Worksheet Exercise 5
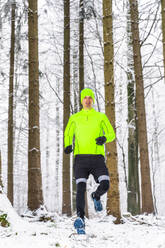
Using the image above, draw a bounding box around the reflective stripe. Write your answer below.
[98,175,110,183]
[76,178,87,184]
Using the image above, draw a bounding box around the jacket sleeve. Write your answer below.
[64,115,76,148]
[101,114,116,143]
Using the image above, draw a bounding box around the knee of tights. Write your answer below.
[77,182,86,193]
[100,180,110,192]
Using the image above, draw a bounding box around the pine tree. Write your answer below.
[103,0,121,222]
[28,0,43,211]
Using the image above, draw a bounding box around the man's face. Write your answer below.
[82,96,93,109]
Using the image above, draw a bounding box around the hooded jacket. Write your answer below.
[64,108,115,157]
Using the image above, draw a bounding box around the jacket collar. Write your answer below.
[81,108,95,114]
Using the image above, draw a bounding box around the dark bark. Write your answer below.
[62,0,71,216]
[103,0,121,222]
[129,0,154,213]
[161,0,165,79]
[79,0,84,107]
[28,0,43,211]
[7,2,16,205]
[0,151,3,189]
[127,4,140,215]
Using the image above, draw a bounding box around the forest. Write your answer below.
[0,0,165,236]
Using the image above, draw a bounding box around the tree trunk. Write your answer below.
[79,0,89,218]
[55,82,60,212]
[72,165,76,212]
[7,2,16,205]
[129,0,154,213]
[103,0,121,222]
[45,112,50,209]
[28,0,43,211]
[79,0,84,107]
[73,30,79,113]
[62,0,71,216]
[0,151,3,189]
[127,4,140,215]
[161,0,165,80]
[72,30,78,213]
[0,0,2,40]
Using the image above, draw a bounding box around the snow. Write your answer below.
[29,148,39,152]
[1,193,165,248]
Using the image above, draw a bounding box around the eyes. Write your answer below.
[84,96,93,101]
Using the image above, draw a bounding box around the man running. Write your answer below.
[64,88,115,234]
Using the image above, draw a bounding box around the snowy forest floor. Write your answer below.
[1,193,165,248]
[1,212,165,248]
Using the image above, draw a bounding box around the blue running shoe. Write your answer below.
[74,217,85,234]
[91,193,103,212]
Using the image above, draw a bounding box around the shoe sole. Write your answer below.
[91,196,103,212]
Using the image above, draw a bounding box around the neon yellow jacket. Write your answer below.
[64,108,115,157]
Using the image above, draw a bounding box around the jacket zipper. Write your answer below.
[86,113,88,121]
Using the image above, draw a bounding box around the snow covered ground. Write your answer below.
[1,193,165,248]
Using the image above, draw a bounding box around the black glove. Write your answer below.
[64,145,73,154]
[96,136,107,145]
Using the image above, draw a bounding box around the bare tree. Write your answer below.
[161,0,165,80]
[7,1,16,205]
[0,151,3,189]
[62,0,71,216]
[72,26,79,213]
[127,2,140,215]
[55,82,60,212]
[28,0,43,211]
[103,0,121,222]
[79,0,84,105]
[129,0,154,213]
